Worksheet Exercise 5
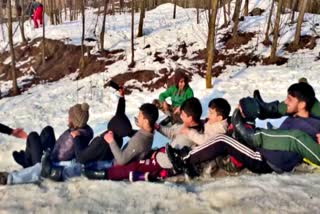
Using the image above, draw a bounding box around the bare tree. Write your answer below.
[264,0,275,43]
[196,0,200,24]
[42,0,46,64]
[290,0,297,23]
[222,0,228,27]
[137,0,146,37]
[243,0,249,16]
[293,0,307,47]
[80,0,85,70]
[100,0,109,51]
[270,0,283,61]
[8,0,20,95]
[173,0,177,19]
[129,0,135,67]
[206,0,219,89]
[232,0,242,39]
[19,0,27,44]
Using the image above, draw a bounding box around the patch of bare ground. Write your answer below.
[284,35,318,52]
[220,32,256,49]
[108,68,192,94]
[262,56,288,66]
[0,38,124,97]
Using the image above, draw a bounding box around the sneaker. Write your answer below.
[0,172,8,185]
[40,150,52,178]
[129,171,150,182]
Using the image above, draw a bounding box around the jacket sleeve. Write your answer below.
[109,134,147,166]
[185,87,194,99]
[159,86,174,102]
[0,123,13,135]
[158,125,177,140]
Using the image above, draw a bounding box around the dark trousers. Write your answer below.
[185,135,273,174]
[78,97,133,163]
[24,126,56,167]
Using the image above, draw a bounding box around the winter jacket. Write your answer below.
[159,86,193,107]
[186,119,228,146]
[0,123,13,135]
[158,123,204,149]
[28,1,43,16]
[51,125,94,162]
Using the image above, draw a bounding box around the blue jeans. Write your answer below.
[7,161,113,185]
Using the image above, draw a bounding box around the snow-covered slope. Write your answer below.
[0,0,320,212]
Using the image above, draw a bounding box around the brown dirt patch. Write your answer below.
[262,56,288,66]
[109,68,192,94]
[284,35,318,53]
[0,38,125,96]
[220,32,256,49]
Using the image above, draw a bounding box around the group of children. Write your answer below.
[1,73,320,185]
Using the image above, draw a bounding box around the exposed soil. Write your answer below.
[220,32,256,49]
[284,35,318,53]
[262,56,288,66]
[0,38,125,95]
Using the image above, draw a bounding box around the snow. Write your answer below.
[1,0,320,212]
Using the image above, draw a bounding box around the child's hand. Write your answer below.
[11,128,27,139]
[104,131,114,144]
[317,133,320,144]
[70,130,80,138]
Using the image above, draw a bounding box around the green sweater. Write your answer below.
[159,86,194,107]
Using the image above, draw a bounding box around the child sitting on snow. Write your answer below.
[179,98,230,147]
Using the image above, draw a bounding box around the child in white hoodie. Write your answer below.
[179,98,231,146]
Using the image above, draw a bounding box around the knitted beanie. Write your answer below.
[239,97,260,121]
[69,103,90,128]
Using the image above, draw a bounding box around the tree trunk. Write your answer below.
[290,0,297,23]
[293,0,307,47]
[222,0,228,26]
[42,0,46,64]
[244,0,249,16]
[270,0,283,61]
[196,1,199,24]
[100,0,108,51]
[205,0,219,89]
[0,0,5,43]
[173,0,177,19]
[8,0,19,95]
[69,0,73,21]
[130,0,135,67]
[80,0,85,70]
[49,0,54,24]
[19,0,27,44]
[264,0,275,42]
[232,0,242,39]
[137,0,146,37]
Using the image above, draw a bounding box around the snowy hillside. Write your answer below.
[0,0,320,212]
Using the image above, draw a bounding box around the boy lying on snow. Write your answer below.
[83,97,231,181]
[0,87,159,185]
[167,81,320,177]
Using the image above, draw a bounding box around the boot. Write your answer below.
[253,90,282,119]
[0,172,8,185]
[82,168,106,180]
[12,150,28,168]
[166,145,185,173]
[231,109,255,146]
[40,150,63,182]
